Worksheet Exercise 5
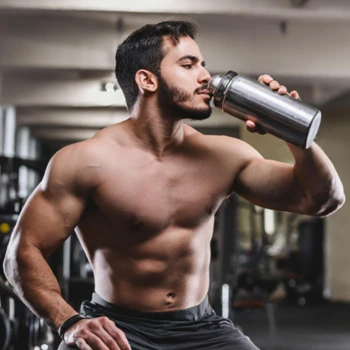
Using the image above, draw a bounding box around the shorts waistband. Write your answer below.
[90,293,213,321]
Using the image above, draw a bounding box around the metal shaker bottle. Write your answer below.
[207,71,321,149]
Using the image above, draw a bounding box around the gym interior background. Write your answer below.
[0,1,350,349]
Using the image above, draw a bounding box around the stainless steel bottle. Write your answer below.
[207,71,321,149]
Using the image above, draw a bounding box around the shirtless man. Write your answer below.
[3,21,345,350]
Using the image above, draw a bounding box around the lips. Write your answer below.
[198,90,212,99]
[198,89,211,95]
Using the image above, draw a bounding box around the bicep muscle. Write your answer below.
[233,157,306,213]
[10,148,89,257]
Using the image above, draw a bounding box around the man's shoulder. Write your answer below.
[46,136,116,190]
[54,137,114,168]
[187,130,254,155]
[186,131,264,175]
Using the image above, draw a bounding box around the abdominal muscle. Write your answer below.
[76,222,213,312]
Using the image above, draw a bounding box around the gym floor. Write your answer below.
[234,302,350,350]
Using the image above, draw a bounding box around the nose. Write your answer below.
[198,66,211,85]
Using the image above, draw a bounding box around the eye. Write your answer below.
[183,64,193,69]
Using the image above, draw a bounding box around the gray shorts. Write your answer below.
[58,293,260,350]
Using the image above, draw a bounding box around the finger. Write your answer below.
[83,333,110,350]
[290,90,301,99]
[91,328,122,350]
[246,125,266,135]
[96,329,123,350]
[246,124,257,134]
[246,120,256,130]
[246,120,255,129]
[85,319,122,350]
[278,85,288,95]
[269,80,280,90]
[247,120,266,134]
[114,328,131,350]
[75,337,93,350]
[102,319,131,350]
[246,121,266,135]
[92,317,130,350]
[258,74,273,84]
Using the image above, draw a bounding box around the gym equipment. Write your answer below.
[208,71,321,148]
[281,218,325,304]
[0,307,11,350]
[0,156,45,214]
[29,313,55,350]
[230,202,280,349]
[0,277,55,350]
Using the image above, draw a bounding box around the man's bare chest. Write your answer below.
[92,156,229,231]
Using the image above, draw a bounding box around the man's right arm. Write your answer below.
[3,142,131,350]
[3,145,88,329]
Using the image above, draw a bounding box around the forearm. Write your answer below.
[4,245,78,330]
[288,142,345,215]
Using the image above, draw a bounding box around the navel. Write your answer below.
[167,292,177,299]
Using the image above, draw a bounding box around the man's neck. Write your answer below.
[127,101,185,159]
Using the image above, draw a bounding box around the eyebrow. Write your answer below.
[177,55,206,67]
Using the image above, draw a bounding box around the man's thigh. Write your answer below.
[159,317,260,350]
[215,321,260,350]
[199,327,260,350]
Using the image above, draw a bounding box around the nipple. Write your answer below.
[130,213,143,229]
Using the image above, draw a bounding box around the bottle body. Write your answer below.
[208,71,321,149]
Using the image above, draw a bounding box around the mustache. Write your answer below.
[194,84,209,94]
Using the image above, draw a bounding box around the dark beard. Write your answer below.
[157,75,212,121]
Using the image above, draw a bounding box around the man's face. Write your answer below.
[157,36,212,121]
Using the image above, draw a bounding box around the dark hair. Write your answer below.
[115,20,197,111]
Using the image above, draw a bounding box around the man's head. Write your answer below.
[115,20,212,120]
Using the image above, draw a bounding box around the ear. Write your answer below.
[135,69,158,94]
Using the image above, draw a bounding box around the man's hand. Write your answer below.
[245,74,301,134]
[64,317,131,350]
